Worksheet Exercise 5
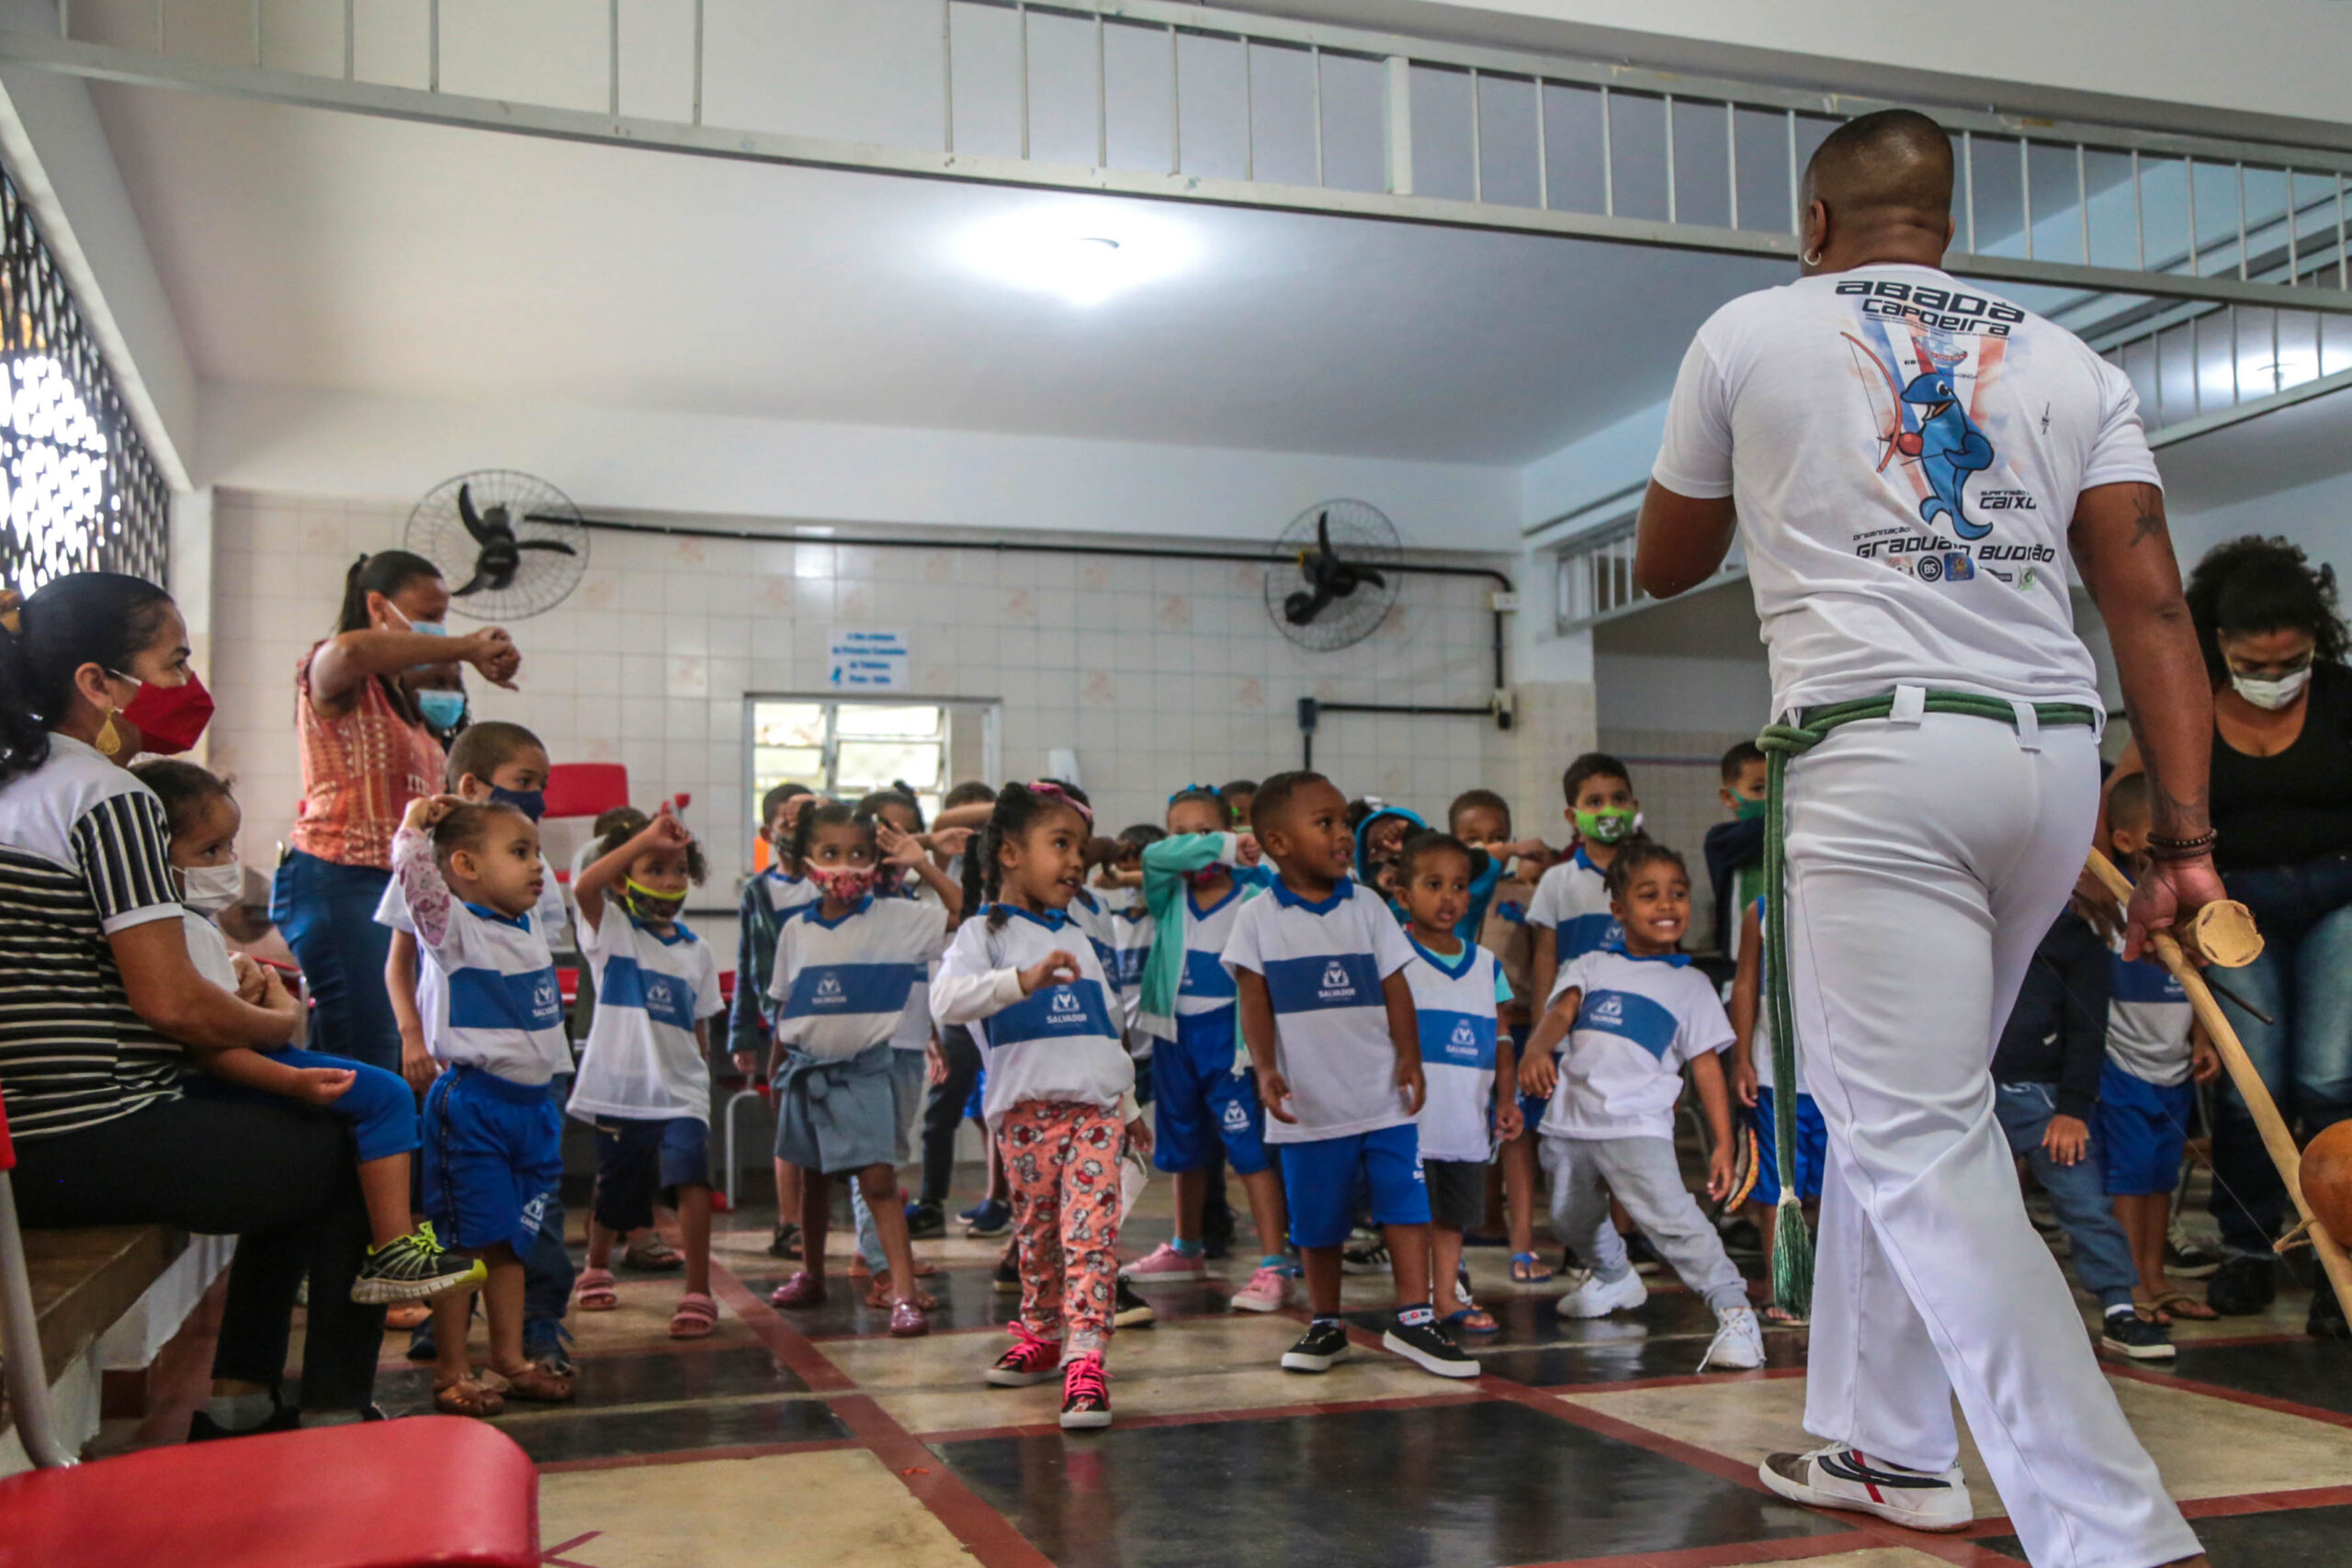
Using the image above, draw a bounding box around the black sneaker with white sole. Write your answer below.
[1114,1277,1156,1328]
[992,1252,1021,1295]
[1340,1229,1390,1276]
[1383,1310,1479,1380]
[1280,1319,1352,1372]
[2099,1309,2176,1360]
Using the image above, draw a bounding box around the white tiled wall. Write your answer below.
[206,489,1530,899]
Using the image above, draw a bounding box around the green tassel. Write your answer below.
[1771,1193,1814,1318]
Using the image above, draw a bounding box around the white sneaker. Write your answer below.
[1698,1303,1765,1371]
[1758,1444,1973,1533]
[1554,1269,1647,1319]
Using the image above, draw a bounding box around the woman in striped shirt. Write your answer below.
[0,571,389,1433]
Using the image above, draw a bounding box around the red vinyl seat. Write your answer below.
[541,761,629,820]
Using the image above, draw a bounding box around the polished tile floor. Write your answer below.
[137,1170,2352,1568]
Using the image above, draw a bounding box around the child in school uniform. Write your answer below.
[1123,786,1292,1311]
[1093,823,1162,1071]
[1448,788,1544,1254]
[2103,774,2222,1325]
[133,760,482,1306]
[566,806,729,1338]
[763,799,957,1335]
[1222,770,1477,1382]
[1520,840,1764,1372]
[933,782,1148,1428]
[391,791,577,1415]
[1396,829,1518,1337]
[732,781,820,1260]
[1702,741,1770,958]
[1727,895,1826,1316]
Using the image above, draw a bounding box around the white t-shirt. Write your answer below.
[2106,935,2192,1087]
[375,871,567,951]
[1541,949,1734,1141]
[1525,848,1623,967]
[409,903,570,1085]
[181,908,242,994]
[770,896,950,1063]
[1094,894,1156,1049]
[1404,934,1514,1164]
[1174,882,1249,1019]
[1652,264,2159,715]
[1220,876,1417,1145]
[568,908,726,1122]
[933,904,1135,1117]
[880,892,941,1054]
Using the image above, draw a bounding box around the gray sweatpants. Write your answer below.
[1541,1132,1747,1312]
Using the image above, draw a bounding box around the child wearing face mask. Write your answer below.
[733,783,820,1260]
[134,760,484,1307]
[567,806,729,1338]
[933,782,1148,1428]
[764,800,955,1336]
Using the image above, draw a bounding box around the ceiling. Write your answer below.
[85,81,1788,467]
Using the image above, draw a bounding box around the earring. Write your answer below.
[94,706,123,756]
[1801,246,1824,267]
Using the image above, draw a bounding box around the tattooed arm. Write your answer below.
[2069,480,2225,956]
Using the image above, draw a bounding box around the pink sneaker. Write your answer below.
[1229,1263,1291,1314]
[1119,1243,1206,1280]
[986,1324,1063,1387]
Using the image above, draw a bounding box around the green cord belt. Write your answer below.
[1755,690,2101,1314]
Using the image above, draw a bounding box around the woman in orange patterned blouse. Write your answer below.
[268,550,522,1072]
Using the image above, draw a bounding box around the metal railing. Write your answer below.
[1552,514,1744,633]
[20,0,2352,313]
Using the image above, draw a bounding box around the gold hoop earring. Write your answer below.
[94,706,123,756]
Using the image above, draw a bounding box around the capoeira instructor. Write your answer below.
[1635,109,2214,1567]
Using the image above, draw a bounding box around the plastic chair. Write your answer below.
[0,1093,540,1568]
[542,762,629,822]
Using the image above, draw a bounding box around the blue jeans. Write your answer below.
[2210,853,2352,1258]
[271,850,401,1074]
[1993,1082,2137,1312]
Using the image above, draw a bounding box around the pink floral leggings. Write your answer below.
[997,1100,1125,1357]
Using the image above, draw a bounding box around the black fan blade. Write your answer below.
[1315,511,1333,558]
[514,539,577,555]
[451,568,490,596]
[1284,585,1337,626]
[1352,565,1387,591]
[455,483,499,547]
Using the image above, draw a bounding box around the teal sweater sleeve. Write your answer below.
[1137,832,1241,1030]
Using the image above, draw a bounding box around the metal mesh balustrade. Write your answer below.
[0,164,169,593]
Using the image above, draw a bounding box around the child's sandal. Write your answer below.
[574,1268,619,1312]
[433,1376,505,1417]
[669,1292,720,1339]
[496,1362,577,1404]
[1510,1252,1554,1286]
[1442,1306,1501,1335]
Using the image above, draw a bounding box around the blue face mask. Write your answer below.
[408,618,447,637]
[415,690,467,731]
[491,784,547,822]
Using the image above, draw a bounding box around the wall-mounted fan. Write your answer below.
[1264,499,1402,652]
[403,469,588,621]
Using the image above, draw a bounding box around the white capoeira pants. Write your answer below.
[1784,700,2199,1568]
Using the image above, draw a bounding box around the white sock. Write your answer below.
[203,1390,275,1429]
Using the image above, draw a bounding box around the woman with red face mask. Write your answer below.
[0,570,391,1432]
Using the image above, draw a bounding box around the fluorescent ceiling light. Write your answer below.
[957,208,1197,306]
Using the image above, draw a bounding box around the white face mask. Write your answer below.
[2230,666,2312,711]
[179,860,244,913]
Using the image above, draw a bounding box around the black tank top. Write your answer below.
[2211,660,2352,872]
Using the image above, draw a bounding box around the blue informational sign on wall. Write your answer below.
[827,627,910,690]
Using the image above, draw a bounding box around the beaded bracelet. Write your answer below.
[2146,829,2219,862]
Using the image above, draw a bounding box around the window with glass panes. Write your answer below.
[747,696,951,836]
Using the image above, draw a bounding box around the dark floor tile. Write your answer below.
[1978,1502,2352,1565]
[496,1394,850,1463]
[2165,1338,2352,1416]
[1347,1281,1733,1347]
[1482,1325,1810,1388]
[373,1344,810,1415]
[935,1397,1824,1568]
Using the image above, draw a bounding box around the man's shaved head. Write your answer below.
[1799,108,1955,271]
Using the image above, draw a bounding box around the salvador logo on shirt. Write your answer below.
[601,956,700,1032]
[989,979,1117,1046]
[1418,1010,1497,1070]
[1576,988,1679,1061]
[1263,952,1383,1014]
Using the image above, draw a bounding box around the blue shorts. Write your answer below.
[1278,1122,1430,1248]
[187,1046,418,1163]
[590,1114,711,1234]
[2098,1062,2193,1197]
[1151,1010,1269,1177]
[422,1066,565,1254]
[1749,1085,1825,1207]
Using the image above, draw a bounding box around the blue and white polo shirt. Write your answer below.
[1219,875,1417,1145]
[567,907,726,1122]
[2105,933,2193,1087]
[1404,934,1513,1163]
[933,904,1135,1117]
[1526,847,1624,964]
[1175,882,1250,1020]
[1540,948,1733,1141]
[414,900,571,1087]
[770,896,950,1063]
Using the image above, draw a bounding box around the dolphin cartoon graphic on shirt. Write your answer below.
[1893,351,1996,540]
[1843,333,1999,543]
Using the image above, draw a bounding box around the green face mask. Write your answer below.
[1573,807,1637,845]
[1734,795,1769,823]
